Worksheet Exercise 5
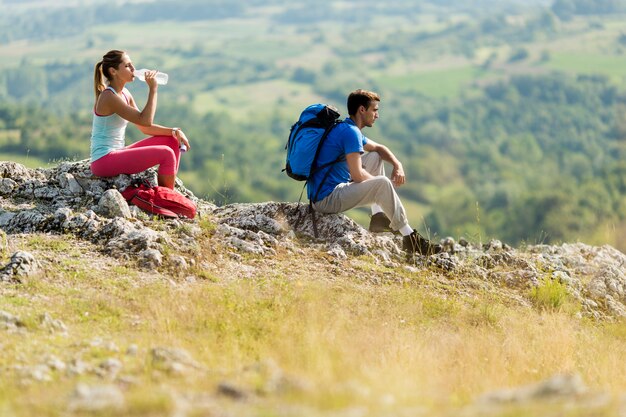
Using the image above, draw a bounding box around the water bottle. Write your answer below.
[134,68,168,85]
[179,143,187,153]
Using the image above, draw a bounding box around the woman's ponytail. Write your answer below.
[94,61,105,101]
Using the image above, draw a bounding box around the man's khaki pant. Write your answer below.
[312,152,409,231]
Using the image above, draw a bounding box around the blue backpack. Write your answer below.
[284,104,344,237]
[284,104,342,182]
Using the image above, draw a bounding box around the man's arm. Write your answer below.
[346,152,374,183]
[363,139,405,186]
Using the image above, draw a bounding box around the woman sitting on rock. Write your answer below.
[90,49,190,189]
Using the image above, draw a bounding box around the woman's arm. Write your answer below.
[134,122,192,150]
[134,123,173,136]
[97,83,157,127]
[125,74,190,148]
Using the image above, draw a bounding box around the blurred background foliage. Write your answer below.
[2,0,626,248]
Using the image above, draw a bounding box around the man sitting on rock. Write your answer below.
[308,89,442,256]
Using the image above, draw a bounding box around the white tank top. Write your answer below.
[90,86,131,162]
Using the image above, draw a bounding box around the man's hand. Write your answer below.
[391,164,405,187]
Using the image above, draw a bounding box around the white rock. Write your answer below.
[68,384,125,412]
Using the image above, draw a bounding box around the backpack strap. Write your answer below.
[309,120,342,175]
[311,155,343,204]
[307,120,346,239]
[291,181,309,232]
[309,200,319,239]
[308,120,344,202]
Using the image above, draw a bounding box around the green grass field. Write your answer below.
[544,52,626,79]
[191,80,325,117]
[375,66,485,98]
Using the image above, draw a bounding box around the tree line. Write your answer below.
[1,72,625,247]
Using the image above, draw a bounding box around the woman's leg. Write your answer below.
[91,136,180,188]
[126,136,181,172]
[128,136,180,188]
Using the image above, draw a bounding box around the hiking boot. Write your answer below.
[402,230,443,256]
[368,212,392,233]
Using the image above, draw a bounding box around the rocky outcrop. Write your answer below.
[0,159,209,268]
[0,250,38,283]
[212,201,402,259]
[2,160,626,320]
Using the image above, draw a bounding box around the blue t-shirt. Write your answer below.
[307,117,368,202]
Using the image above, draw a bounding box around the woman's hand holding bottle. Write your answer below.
[173,128,191,152]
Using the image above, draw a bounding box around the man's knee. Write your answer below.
[368,176,400,206]
[368,151,382,162]
[370,175,393,189]
[362,151,383,170]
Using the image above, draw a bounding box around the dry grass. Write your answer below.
[0,233,625,416]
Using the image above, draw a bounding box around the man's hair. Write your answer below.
[347,89,380,116]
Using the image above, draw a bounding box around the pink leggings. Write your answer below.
[91,136,180,177]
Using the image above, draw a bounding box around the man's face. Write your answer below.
[362,101,379,127]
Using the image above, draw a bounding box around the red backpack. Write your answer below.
[121,182,197,219]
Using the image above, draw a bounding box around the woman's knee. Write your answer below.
[90,160,112,177]
[157,146,177,174]
[145,135,179,150]
[164,136,179,148]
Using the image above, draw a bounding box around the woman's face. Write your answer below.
[112,53,135,83]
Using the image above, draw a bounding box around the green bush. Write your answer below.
[529,279,571,311]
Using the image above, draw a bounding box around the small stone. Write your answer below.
[67,359,91,376]
[0,251,39,282]
[0,178,17,195]
[229,236,265,255]
[217,381,248,400]
[150,347,202,375]
[59,173,84,195]
[0,212,15,229]
[478,373,588,404]
[97,358,123,379]
[169,255,188,270]
[68,384,125,412]
[126,344,139,356]
[27,365,52,382]
[46,356,67,372]
[327,244,347,259]
[90,338,119,352]
[96,189,132,219]
[440,236,456,253]
[0,311,23,330]
[67,175,84,195]
[139,249,163,269]
[372,249,391,263]
[483,239,504,251]
[54,207,73,224]
[40,312,68,334]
